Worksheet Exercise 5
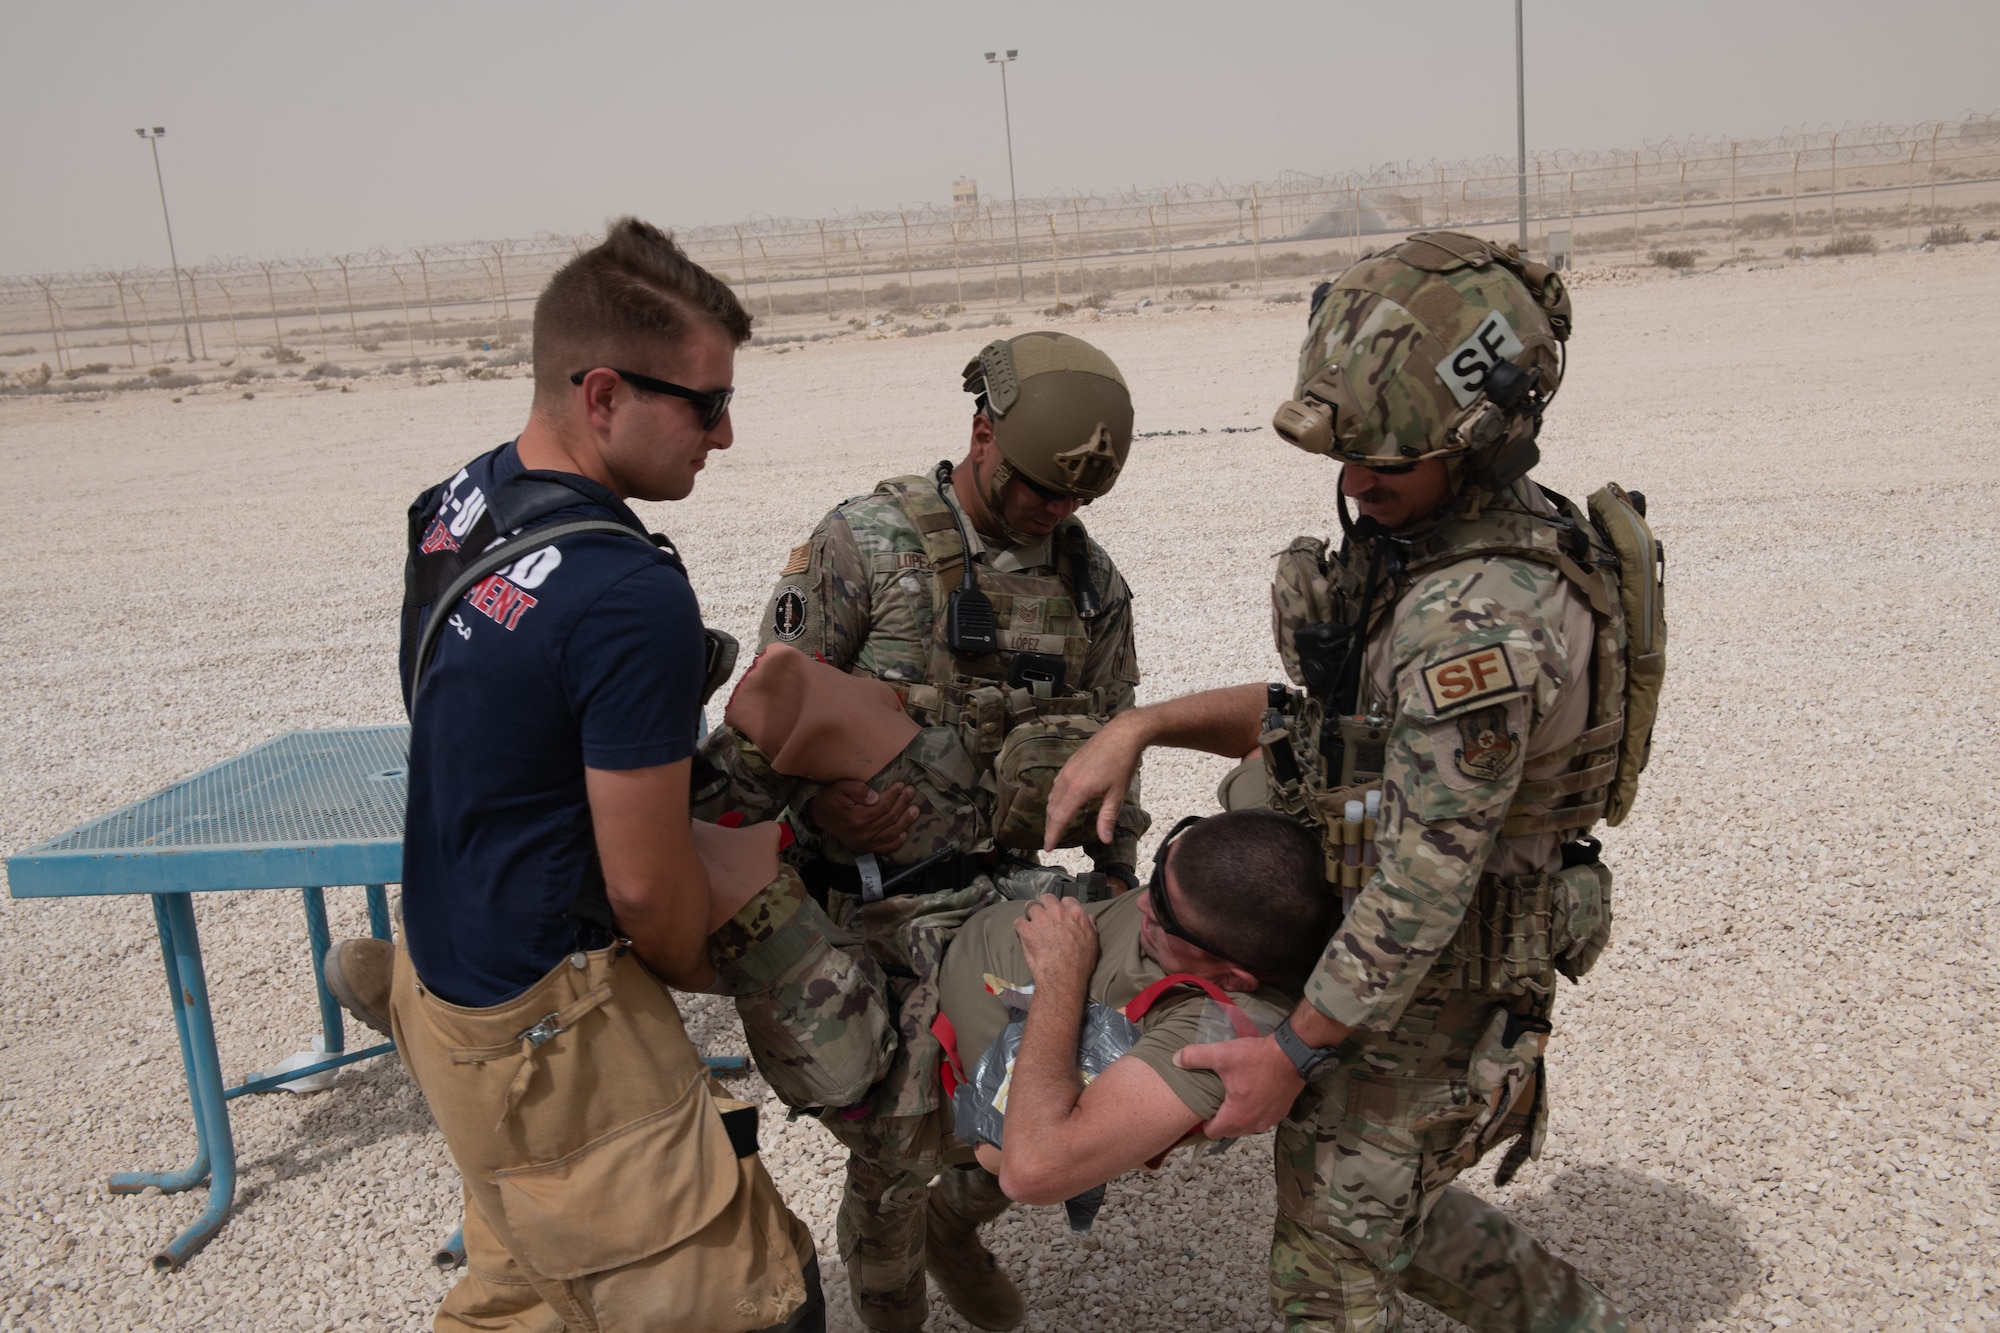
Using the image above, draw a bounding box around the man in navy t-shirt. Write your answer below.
[330,219,822,1333]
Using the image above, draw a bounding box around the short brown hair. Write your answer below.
[1172,809,1334,984]
[532,217,751,403]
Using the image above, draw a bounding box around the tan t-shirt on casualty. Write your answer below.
[935,893,1294,1123]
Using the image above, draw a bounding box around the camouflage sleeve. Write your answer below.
[756,508,872,669]
[690,726,799,826]
[1080,546,1144,869]
[1270,537,1334,686]
[1303,557,1569,1032]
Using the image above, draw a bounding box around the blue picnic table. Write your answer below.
[7,723,750,1270]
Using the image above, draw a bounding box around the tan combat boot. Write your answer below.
[923,1167,1023,1331]
[323,938,394,1036]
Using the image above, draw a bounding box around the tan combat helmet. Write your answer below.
[1272,231,1573,491]
[963,332,1134,501]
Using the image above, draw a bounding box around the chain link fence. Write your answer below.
[6,112,1997,381]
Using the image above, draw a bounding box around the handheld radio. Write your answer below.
[935,461,998,655]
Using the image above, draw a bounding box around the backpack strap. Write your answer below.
[931,1009,968,1098]
[409,519,660,713]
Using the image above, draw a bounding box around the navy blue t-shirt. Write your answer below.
[401,441,705,1007]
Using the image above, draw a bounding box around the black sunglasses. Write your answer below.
[1014,470,1076,504]
[1338,455,1420,475]
[571,368,734,431]
[1147,816,1232,959]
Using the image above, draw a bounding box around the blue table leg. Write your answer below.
[110,894,213,1197]
[302,887,345,1056]
[150,893,239,1271]
[433,1226,466,1271]
[365,884,392,941]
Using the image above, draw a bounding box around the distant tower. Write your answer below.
[952,178,979,213]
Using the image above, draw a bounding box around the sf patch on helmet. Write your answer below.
[772,586,808,642]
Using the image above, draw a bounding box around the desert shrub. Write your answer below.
[1043,302,1075,317]
[264,344,305,364]
[1984,229,2000,242]
[900,321,951,336]
[488,347,529,368]
[303,361,352,381]
[434,355,469,370]
[314,380,336,391]
[63,363,112,379]
[1264,291,1304,305]
[120,373,200,391]
[1649,249,1703,268]
[359,341,383,352]
[384,359,420,374]
[1926,224,1971,247]
[1820,233,1877,256]
[229,367,261,384]
[991,313,1012,327]
[0,346,35,357]
[1081,291,1113,308]
[1172,287,1225,301]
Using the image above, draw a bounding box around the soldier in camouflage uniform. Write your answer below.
[698,333,1150,1332]
[1044,232,1642,1331]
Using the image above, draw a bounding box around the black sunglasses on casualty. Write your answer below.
[1147,815,1233,959]
[570,368,734,431]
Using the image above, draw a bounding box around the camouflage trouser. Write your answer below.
[1271,992,1627,1333]
[817,1108,1006,1332]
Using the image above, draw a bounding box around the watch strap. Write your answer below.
[1274,1017,1339,1079]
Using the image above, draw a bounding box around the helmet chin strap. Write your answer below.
[978,457,1048,549]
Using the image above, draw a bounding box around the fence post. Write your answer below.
[1351,183,1361,267]
[816,222,834,318]
[854,232,869,324]
[1677,158,1687,248]
[1929,124,1940,222]
[336,256,360,344]
[215,277,245,366]
[182,270,208,358]
[112,275,138,368]
[736,227,752,303]
[1535,157,1545,252]
[132,283,156,364]
[1728,141,1738,254]
[1047,215,1061,307]
[987,205,1003,310]
[36,280,68,375]
[415,250,438,343]
[492,245,512,326]
[259,262,284,349]
[756,239,777,326]
[1567,170,1577,266]
[392,267,417,361]
[900,212,915,311]
[302,271,328,354]
[1632,152,1641,265]
[1250,183,1264,292]
[1906,141,1920,245]
[1800,151,1816,254]
[1146,205,1160,304]
[1828,132,1839,240]
[481,257,506,345]
[950,220,964,307]
[1073,199,1086,300]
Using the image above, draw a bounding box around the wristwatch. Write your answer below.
[1273,1017,1342,1079]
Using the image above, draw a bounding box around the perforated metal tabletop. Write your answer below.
[9,726,410,898]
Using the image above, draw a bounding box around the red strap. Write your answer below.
[1123,973,1262,1040]
[931,1010,966,1098]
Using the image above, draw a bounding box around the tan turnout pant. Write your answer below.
[390,942,819,1332]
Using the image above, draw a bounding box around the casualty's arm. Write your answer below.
[1077,557,1146,872]
[587,758,716,992]
[1044,683,1267,850]
[984,896,1201,1205]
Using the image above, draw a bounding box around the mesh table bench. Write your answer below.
[8,727,409,1269]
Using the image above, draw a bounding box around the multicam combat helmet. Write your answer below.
[1271,231,1573,490]
[963,332,1134,501]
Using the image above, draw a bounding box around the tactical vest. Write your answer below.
[1261,480,1663,994]
[862,476,1127,850]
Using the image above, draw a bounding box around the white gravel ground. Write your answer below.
[2,246,1997,1332]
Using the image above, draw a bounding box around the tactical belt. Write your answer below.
[798,850,999,906]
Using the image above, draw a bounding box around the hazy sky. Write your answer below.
[5,0,1994,274]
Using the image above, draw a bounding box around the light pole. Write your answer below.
[135,126,196,361]
[1514,2,1529,251]
[984,50,1027,303]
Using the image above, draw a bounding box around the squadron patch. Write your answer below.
[773,586,808,641]
[1420,645,1520,713]
[781,543,811,576]
[1453,705,1521,783]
